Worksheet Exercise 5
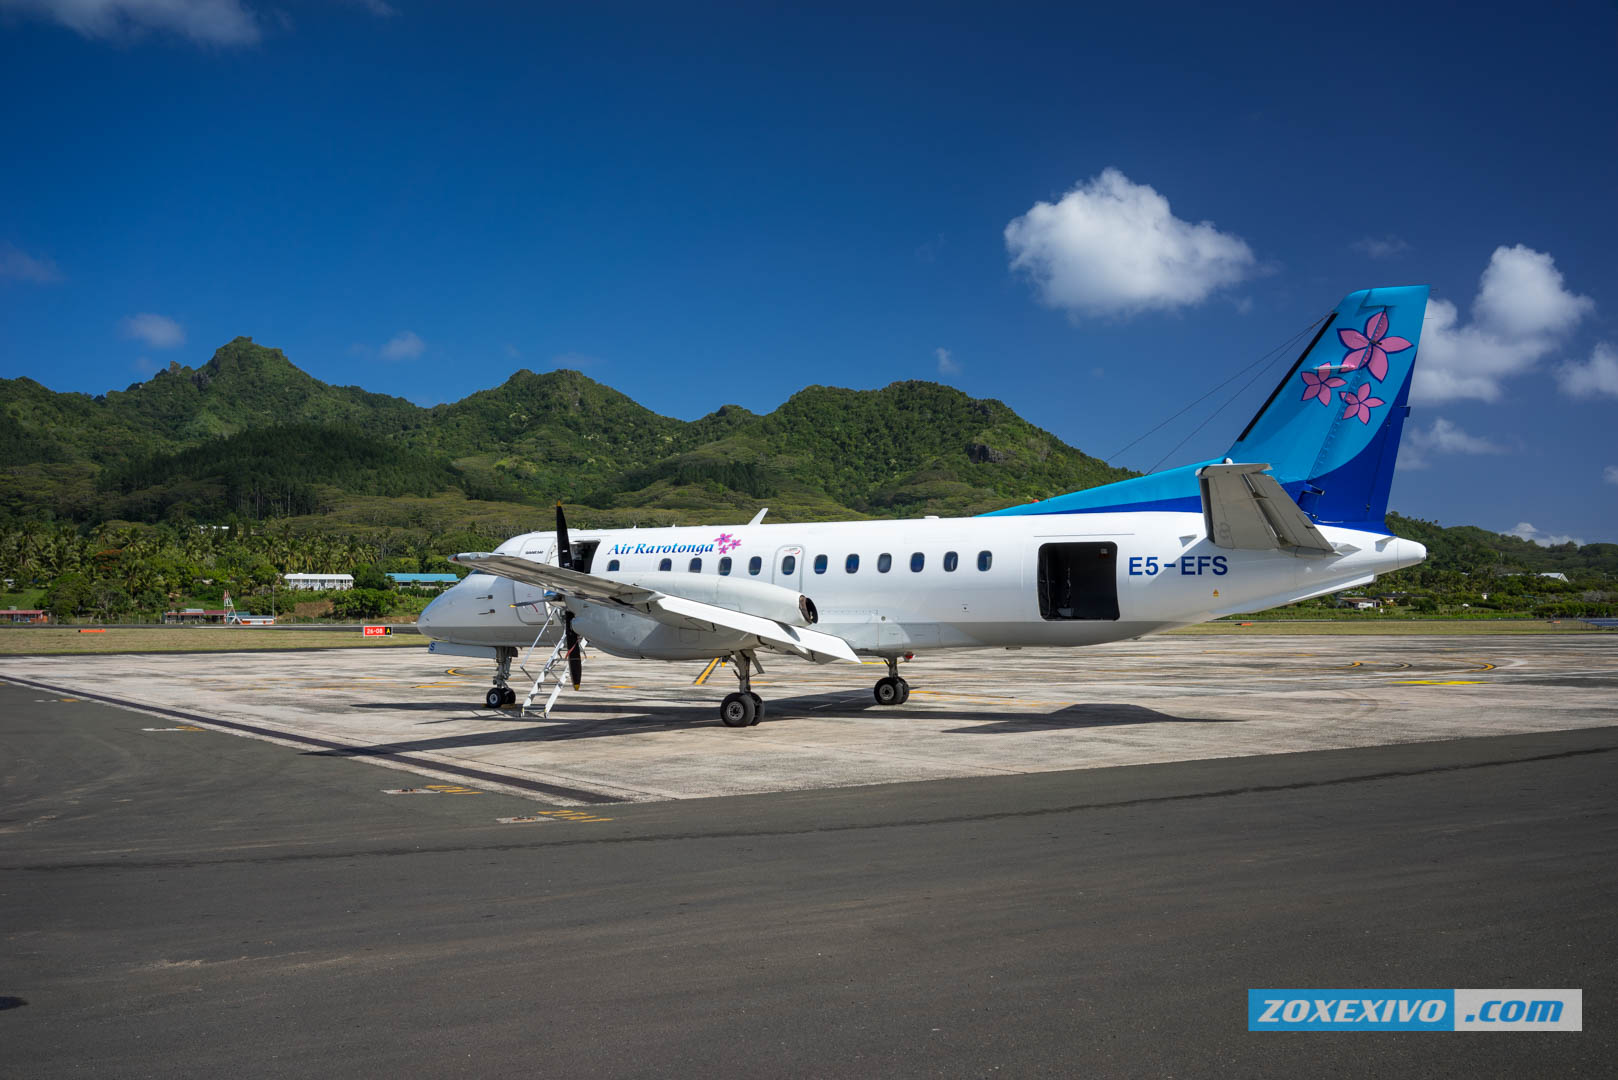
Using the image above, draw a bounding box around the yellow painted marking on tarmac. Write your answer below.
[607,685,633,689]
[1391,680,1484,686]
[499,808,614,824]
[424,784,482,795]
[692,657,722,686]
[1345,661,1364,668]
[1472,662,1497,671]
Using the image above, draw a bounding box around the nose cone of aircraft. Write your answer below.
[418,590,448,640]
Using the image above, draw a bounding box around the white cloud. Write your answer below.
[380,330,425,361]
[1414,245,1595,402]
[1508,522,1585,548]
[1352,235,1410,259]
[935,347,961,376]
[120,312,186,348]
[1,0,262,46]
[1604,465,1618,486]
[0,242,64,283]
[1557,342,1618,399]
[1004,168,1254,318]
[1398,418,1505,471]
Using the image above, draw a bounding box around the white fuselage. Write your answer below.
[418,513,1426,660]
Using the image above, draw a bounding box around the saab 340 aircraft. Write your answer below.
[419,286,1431,726]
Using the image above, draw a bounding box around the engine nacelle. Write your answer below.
[608,570,818,626]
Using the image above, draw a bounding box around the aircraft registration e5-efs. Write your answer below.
[419,286,1431,727]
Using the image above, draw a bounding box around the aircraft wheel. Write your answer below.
[485,687,505,709]
[501,688,517,706]
[895,678,910,704]
[873,676,903,706]
[748,692,765,724]
[719,692,757,728]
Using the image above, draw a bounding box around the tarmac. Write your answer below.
[2,634,1614,1076]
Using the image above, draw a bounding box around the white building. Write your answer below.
[283,573,355,591]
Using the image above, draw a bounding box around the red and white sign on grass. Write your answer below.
[362,625,392,637]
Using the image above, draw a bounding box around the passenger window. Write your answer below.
[814,554,828,575]
[607,559,621,572]
[782,554,797,575]
[910,552,924,572]
[659,558,672,571]
[877,553,892,573]
[845,554,860,573]
[719,557,732,576]
[943,551,958,572]
[748,556,762,576]
[978,550,993,571]
[689,557,702,572]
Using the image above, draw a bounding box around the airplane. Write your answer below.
[418,285,1432,726]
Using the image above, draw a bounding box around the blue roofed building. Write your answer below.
[386,573,461,590]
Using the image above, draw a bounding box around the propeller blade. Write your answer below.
[565,615,583,690]
[555,502,574,571]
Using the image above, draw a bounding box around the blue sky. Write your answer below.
[3,1,1616,542]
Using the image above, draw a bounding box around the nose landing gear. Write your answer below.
[485,647,518,708]
[872,655,910,706]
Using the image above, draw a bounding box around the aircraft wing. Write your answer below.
[449,551,860,664]
[452,551,657,605]
[1197,463,1336,556]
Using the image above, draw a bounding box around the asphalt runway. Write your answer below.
[2,638,1614,1076]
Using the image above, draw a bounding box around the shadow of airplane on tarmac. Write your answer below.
[316,693,1242,757]
[942,703,1248,734]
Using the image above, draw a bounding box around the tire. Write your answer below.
[501,688,517,706]
[748,692,765,724]
[719,692,757,728]
[873,677,901,706]
[895,678,910,705]
[485,688,505,708]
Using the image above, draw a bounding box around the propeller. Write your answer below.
[556,503,583,689]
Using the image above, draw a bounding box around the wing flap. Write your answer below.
[1198,463,1336,556]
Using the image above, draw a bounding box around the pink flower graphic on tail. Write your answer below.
[1338,310,1411,381]
[1339,383,1385,424]
[1299,363,1346,406]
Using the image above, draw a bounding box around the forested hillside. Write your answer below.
[1,337,1132,525]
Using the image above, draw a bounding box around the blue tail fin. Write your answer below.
[983,285,1429,527]
[1226,285,1428,524]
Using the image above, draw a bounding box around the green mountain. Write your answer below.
[2,337,1131,525]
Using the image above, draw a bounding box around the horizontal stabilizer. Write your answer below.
[450,551,859,664]
[1198,463,1336,556]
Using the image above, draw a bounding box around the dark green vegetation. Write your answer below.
[2,337,1128,526]
[3,337,1614,621]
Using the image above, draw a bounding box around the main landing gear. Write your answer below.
[872,655,910,706]
[719,651,765,728]
[485,647,518,708]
